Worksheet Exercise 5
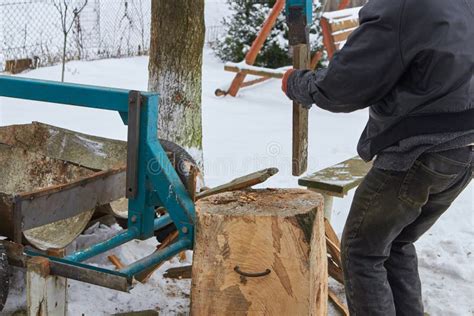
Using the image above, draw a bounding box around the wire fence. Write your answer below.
[0,0,151,71]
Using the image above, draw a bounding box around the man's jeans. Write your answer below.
[341,146,473,316]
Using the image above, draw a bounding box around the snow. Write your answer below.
[322,7,361,22]
[0,2,472,313]
[0,47,472,316]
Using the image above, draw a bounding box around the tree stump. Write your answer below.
[191,189,327,315]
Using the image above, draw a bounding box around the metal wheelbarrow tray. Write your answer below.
[0,122,126,250]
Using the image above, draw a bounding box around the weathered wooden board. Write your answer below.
[292,44,310,176]
[27,257,67,316]
[299,156,372,197]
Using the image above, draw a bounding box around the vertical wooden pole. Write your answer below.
[292,44,310,176]
[227,0,285,96]
[27,257,67,316]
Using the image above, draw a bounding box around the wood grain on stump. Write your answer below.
[191,189,327,315]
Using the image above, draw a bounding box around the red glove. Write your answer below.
[281,68,295,96]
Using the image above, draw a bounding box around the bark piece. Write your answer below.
[328,289,349,316]
[195,168,278,200]
[191,189,327,315]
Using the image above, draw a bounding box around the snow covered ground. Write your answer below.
[0,47,472,316]
[1,10,473,311]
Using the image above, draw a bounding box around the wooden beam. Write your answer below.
[27,257,67,316]
[292,44,310,176]
[195,167,278,200]
[328,289,350,316]
[325,218,341,248]
[224,64,285,79]
[164,265,192,279]
[328,257,344,285]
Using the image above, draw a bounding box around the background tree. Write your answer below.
[213,0,324,69]
[53,0,88,82]
[148,0,205,168]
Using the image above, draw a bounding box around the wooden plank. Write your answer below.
[224,64,285,79]
[27,257,67,316]
[196,168,278,200]
[299,156,372,195]
[329,18,359,33]
[164,265,192,279]
[328,290,350,316]
[292,44,310,176]
[328,258,344,285]
[325,218,341,249]
[332,28,356,43]
[326,237,342,269]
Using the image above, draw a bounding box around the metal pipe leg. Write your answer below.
[323,194,334,221]
[66,214,173,262]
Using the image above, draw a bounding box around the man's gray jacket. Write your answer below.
[286,0,474,163]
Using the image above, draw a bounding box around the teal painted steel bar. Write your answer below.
[0,75,143,113]
[66,214,172,262]
[126,93,196,241]
[65,227,139,262]
[120,238,191,277]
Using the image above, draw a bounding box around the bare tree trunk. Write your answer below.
[61,33,67,82]
[148,0,205,168]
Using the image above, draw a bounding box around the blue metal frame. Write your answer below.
[0,75,195,283]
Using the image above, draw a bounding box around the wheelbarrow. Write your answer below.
[0,76,198,312]
[0,121,200,311]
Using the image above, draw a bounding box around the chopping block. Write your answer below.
[191,189,327,315]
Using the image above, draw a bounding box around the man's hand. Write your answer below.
[281,68,295,96]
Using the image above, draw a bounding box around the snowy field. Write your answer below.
[0,47,472,315]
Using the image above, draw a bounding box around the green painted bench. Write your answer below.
[299,156,372,219]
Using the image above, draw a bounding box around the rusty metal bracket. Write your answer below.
[126,90,142,199]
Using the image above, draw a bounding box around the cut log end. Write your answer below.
[191,189,327,315]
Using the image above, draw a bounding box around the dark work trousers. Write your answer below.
[341,146,473,316]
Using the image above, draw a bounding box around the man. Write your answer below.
[282,0,473,315]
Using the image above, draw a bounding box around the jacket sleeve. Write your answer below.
[286,0,407,113]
